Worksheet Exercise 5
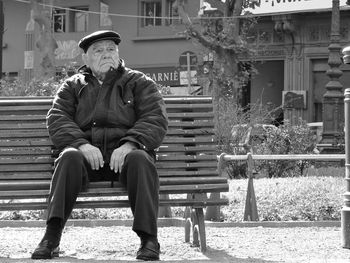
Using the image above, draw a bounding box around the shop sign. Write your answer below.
[246,0,348,14]
[137,67,180,86]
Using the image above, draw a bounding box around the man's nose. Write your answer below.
[101,49,113,57]
[102,51,111,58]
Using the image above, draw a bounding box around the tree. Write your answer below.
[173,0,259,103]
[30,0,57,79]
[173,0,260,221]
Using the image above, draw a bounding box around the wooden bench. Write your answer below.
[0,95,229,252]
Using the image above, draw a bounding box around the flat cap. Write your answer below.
[78,30,121,53]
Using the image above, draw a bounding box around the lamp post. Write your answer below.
[341,0,350,249]
[320,0,344,153]
[341,24,350,249]
[342,87,350,248]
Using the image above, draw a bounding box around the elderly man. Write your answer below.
[31,30,168,261]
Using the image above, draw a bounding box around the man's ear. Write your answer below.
[82,53,88,65]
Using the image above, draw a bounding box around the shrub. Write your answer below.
[253,119,317,177]
[216,96,318,178]
[216,98,276,178]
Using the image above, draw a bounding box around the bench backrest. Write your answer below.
[0,96,229,210]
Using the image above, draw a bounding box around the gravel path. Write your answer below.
[1,223,350,263]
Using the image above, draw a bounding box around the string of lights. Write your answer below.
[12,0,350,21]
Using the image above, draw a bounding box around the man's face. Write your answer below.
[82,40,120,76]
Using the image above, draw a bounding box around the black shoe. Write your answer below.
[136,239,160,261]
[31,239,60,259]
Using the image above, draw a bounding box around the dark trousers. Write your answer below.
[47,147,159,237]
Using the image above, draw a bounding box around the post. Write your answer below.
[341,0,350,247]
[186,52,192,95]
[319,0,344,153]
[342,88,350,248]
[243,153,259,221]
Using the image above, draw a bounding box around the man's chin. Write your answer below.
[99,65,115,73]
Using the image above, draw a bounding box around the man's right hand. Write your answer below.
[78,143,104,170]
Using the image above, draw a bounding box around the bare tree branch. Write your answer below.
[174,0,222,52]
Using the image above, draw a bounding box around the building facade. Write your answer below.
[4,0,203,95]
[2,0,350,126]
[245,1,350,126]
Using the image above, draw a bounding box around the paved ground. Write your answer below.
[0,220,350,263]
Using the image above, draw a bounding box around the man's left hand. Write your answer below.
[109,142,138,173]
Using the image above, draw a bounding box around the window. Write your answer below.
[53,8,66,33]
[140,0,180,27]
[166,0,180,26]
[142,1,162,27]
[71,7,89,32]
[52,6,89,33]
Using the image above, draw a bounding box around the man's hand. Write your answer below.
[78,143,104,170]
[110,142,137,173]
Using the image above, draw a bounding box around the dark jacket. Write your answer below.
[47,60,168,161]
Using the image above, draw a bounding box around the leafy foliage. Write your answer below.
[216,97,301,178]
[216,95,318,178]
[0,73,63,97]
[174,0,258,103]
[254,119,317,178]
[0,73,173,97]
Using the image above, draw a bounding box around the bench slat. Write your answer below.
[167,112,214,118]
[0,154,217,163]
[0,162,217,172]
[0,105,51,112]
[1,115,46,121]
[0,183,229,199]
[157,155,216,161]
[0,124,47,130]
[0,164,53,172]
[0,140,52,147]
[168,121,214,128]
[0,198,228,211]
[157,145,217,152]
[0,158,53,164]
[166,128,215,135]
[0,177,226,190]
[0,149,52,156]
[0,170,218,180]
[0,184,228,200]
[2,121,215,130]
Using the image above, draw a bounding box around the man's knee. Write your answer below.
[57,148,84,165]
[126,150,152,165]
[123,150,157,178]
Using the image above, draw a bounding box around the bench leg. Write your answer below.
[188,208,207,252]
[185,217,191,242]
[192,223,200,247]
[195,208,207,252]
[158,194,172,218]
